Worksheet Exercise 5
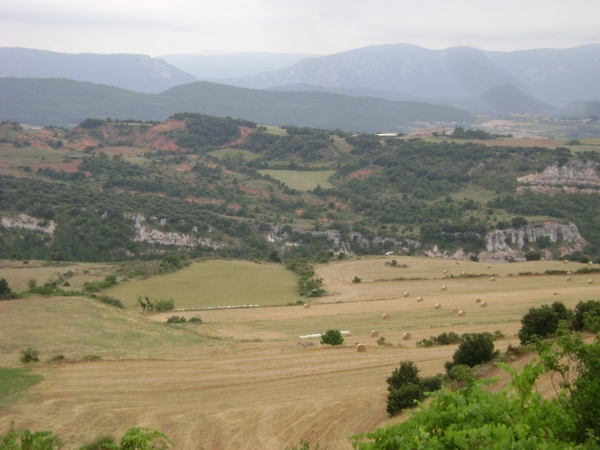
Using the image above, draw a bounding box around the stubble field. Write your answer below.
[0,256,598,450]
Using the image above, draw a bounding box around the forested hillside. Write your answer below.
[1,116,599,263]
[0,77,472,131]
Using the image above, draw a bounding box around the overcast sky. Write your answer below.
[1,0,598,56]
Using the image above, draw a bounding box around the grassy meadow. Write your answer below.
[1,256,599,450]
[107,260,303,309]
[208,148,261,160]
[258,169,335,190]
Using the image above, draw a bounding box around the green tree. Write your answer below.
[320,329,344,346]
[0,278,11,298]
[518,304,562,344]
[386,360,423,416]
[452,333,498,368]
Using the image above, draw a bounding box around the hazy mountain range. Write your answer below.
[225,43,600,108]
[158,52,319,80]
[0,47,197,94]
[1,44,599,123]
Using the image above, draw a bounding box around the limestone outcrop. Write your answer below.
[518,162,600,195]
[0,213,56,235]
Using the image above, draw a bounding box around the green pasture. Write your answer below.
[107,260,302,309]
[0,368,44,409]
[261,125,288,136]
[209,148,260,160]
[258,169,335,190]
[0,145,67,166]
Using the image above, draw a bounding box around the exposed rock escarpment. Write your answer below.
[518,162,600,195]
[0,213,56,235]
[123,213,223,248]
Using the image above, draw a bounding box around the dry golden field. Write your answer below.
[1,256,599,450]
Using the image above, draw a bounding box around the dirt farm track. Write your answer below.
[0,256,598,449]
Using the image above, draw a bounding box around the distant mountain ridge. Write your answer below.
[0,47,197,94]
[226,43,600,107]
[159,52,319,80]
[0,77,473,131]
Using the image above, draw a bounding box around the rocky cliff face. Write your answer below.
[518,161,600,195]
[0,213,56,235]
[479,222,585,262]
[123,213,223,249]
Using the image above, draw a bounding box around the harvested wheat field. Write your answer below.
[1,256,599,450]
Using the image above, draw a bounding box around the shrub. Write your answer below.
[518,302,570,344]
[386,383,423,415]
[154,299,175,311]
[20,347,39,363]
[352,276,361,283]
[421,375,443,393]
[452,333,498,368]
[0,278,11,299]
[96,295,124,309]
[80,434,116,450]
[525,250,542,261]
[320,329,344,346]
[166,316,186,324]
[573,300,600,331]
[385,360,442,416]
[188,316,202,323]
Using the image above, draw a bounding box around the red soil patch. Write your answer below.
[70,138,99,152]
[176,164,192,172]
[348,168,373,180]
[134,120,185,151]
[227,126,255,146]
[227,204,241,210]
[0,162,11,169]
[295,209,304,216]
[239,186,270,198]
[186,197,222,206]
[29,160,82,173]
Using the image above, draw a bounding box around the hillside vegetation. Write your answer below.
[1,116,600,265]
[0,77,473,131]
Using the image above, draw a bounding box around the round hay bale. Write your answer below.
[417,296,424,302]
[462,271,466,275]
[487,265,492,269]
[403,291,409,297]
[475,297,482,303]
[382,313,390,320]
[589,261,593,266]
[458,310,466,316]
[481,302,488,307]
[356,343,366,352]
[435,303,441,309]
[452,307,459,314]
[371,330,379,337]
[567,271,572,275]
[456,261,461,265]
[490,276,496,282]
[443,270,448,274]
[567,276,572,281]
[589,279,594,284]
[304,303,310,308]
[564,260,568,264]
[441,285,447,291]
[402,332,411,340]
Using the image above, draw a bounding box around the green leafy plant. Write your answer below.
[320,329,344,346]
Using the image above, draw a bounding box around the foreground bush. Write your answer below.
[451,332,498,368]
[353,328,600,449]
